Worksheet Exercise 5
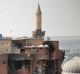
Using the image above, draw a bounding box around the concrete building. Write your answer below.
[0,37,27,54]
[0,38,12,54]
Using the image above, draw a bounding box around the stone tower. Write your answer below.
[32,3,45,38]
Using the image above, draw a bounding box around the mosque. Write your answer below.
[0,3,65,74]
[1,2,80,74]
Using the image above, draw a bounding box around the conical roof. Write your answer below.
[36,3,42,14]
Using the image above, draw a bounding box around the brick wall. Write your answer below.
[0,60,7,74]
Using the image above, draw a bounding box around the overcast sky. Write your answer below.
[0,0,80,37]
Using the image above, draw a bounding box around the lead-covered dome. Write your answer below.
[62,57,80,73]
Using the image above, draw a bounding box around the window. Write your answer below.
[20,49,25,53]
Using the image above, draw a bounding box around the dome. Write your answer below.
[62,57,80,73]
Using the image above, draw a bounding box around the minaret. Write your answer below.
[32,3,45,38]
[36,3,42,30]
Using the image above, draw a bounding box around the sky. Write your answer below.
[0,0,80,37]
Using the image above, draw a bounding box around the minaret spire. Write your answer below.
[32,2,45,38]
[36,2,42,31]
[36,2,42,14]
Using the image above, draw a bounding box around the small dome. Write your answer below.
[62,57,80,73]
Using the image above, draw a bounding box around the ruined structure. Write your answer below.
[0,3,65,74]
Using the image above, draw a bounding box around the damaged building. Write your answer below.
[0,3,65,74]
